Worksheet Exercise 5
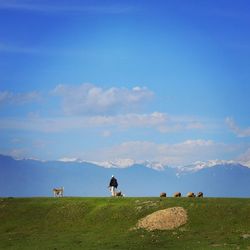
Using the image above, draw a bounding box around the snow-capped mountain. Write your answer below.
[57,157,249,172]
[1,154,250,197]
[90,159,168,171]
[89,158,136,168]
[58,157,82,162]
[57,157,168,170]
[177,160,239,173]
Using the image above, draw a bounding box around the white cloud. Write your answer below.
[0,148,29,159]
[0,91,41,106]
[101,130,112,137]
[226,117,250,137]
[237,148,250,167]
[81,140,234,167]
[0,112,205,133]
[52,83,154,115]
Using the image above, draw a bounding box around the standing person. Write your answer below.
[109,175,118,197]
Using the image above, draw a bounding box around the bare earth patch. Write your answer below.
[242,234,250,239]
[135,207,188,231]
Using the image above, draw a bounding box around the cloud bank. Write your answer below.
[0,112,205,133]
[0,91,41,106]
[226,117,250,137]
[78,140,236,167]
[52,84,154,115]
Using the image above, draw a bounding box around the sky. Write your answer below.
[1,0,250,167]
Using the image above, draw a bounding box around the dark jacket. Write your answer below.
[109,177,118,188]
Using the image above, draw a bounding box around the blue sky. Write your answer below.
[1,0,250,167]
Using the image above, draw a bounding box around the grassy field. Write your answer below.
[0,197,250,249]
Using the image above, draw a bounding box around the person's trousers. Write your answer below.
[110,186,116,196]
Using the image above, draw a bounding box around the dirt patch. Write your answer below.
[242,234,250,239]
[135,207,187,231]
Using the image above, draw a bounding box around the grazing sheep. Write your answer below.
[115,191,123,197]
[160,192,167,197]
[173,192,182,197]
[187,192,196,198]
[197,192,203,197]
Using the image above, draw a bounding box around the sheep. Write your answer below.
[197,192,203,197]
[173,192,182,197]
[116,191,123,197]
[160,192,167,197]
[187,192,196,198]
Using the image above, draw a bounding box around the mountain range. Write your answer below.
[0,154,250,197]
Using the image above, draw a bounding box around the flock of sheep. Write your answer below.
[52,187,203,198]
[160,192,203,198]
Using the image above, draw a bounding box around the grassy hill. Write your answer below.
[0,197,250,249]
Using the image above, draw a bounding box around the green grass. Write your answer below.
[0,197,250,249]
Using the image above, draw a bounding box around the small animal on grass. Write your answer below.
[115,191,124,197]
[53,187,64,197]
[197,192,203,197]
[187,192,196,198]
[173,192,181,197]
[160,192,167,197]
